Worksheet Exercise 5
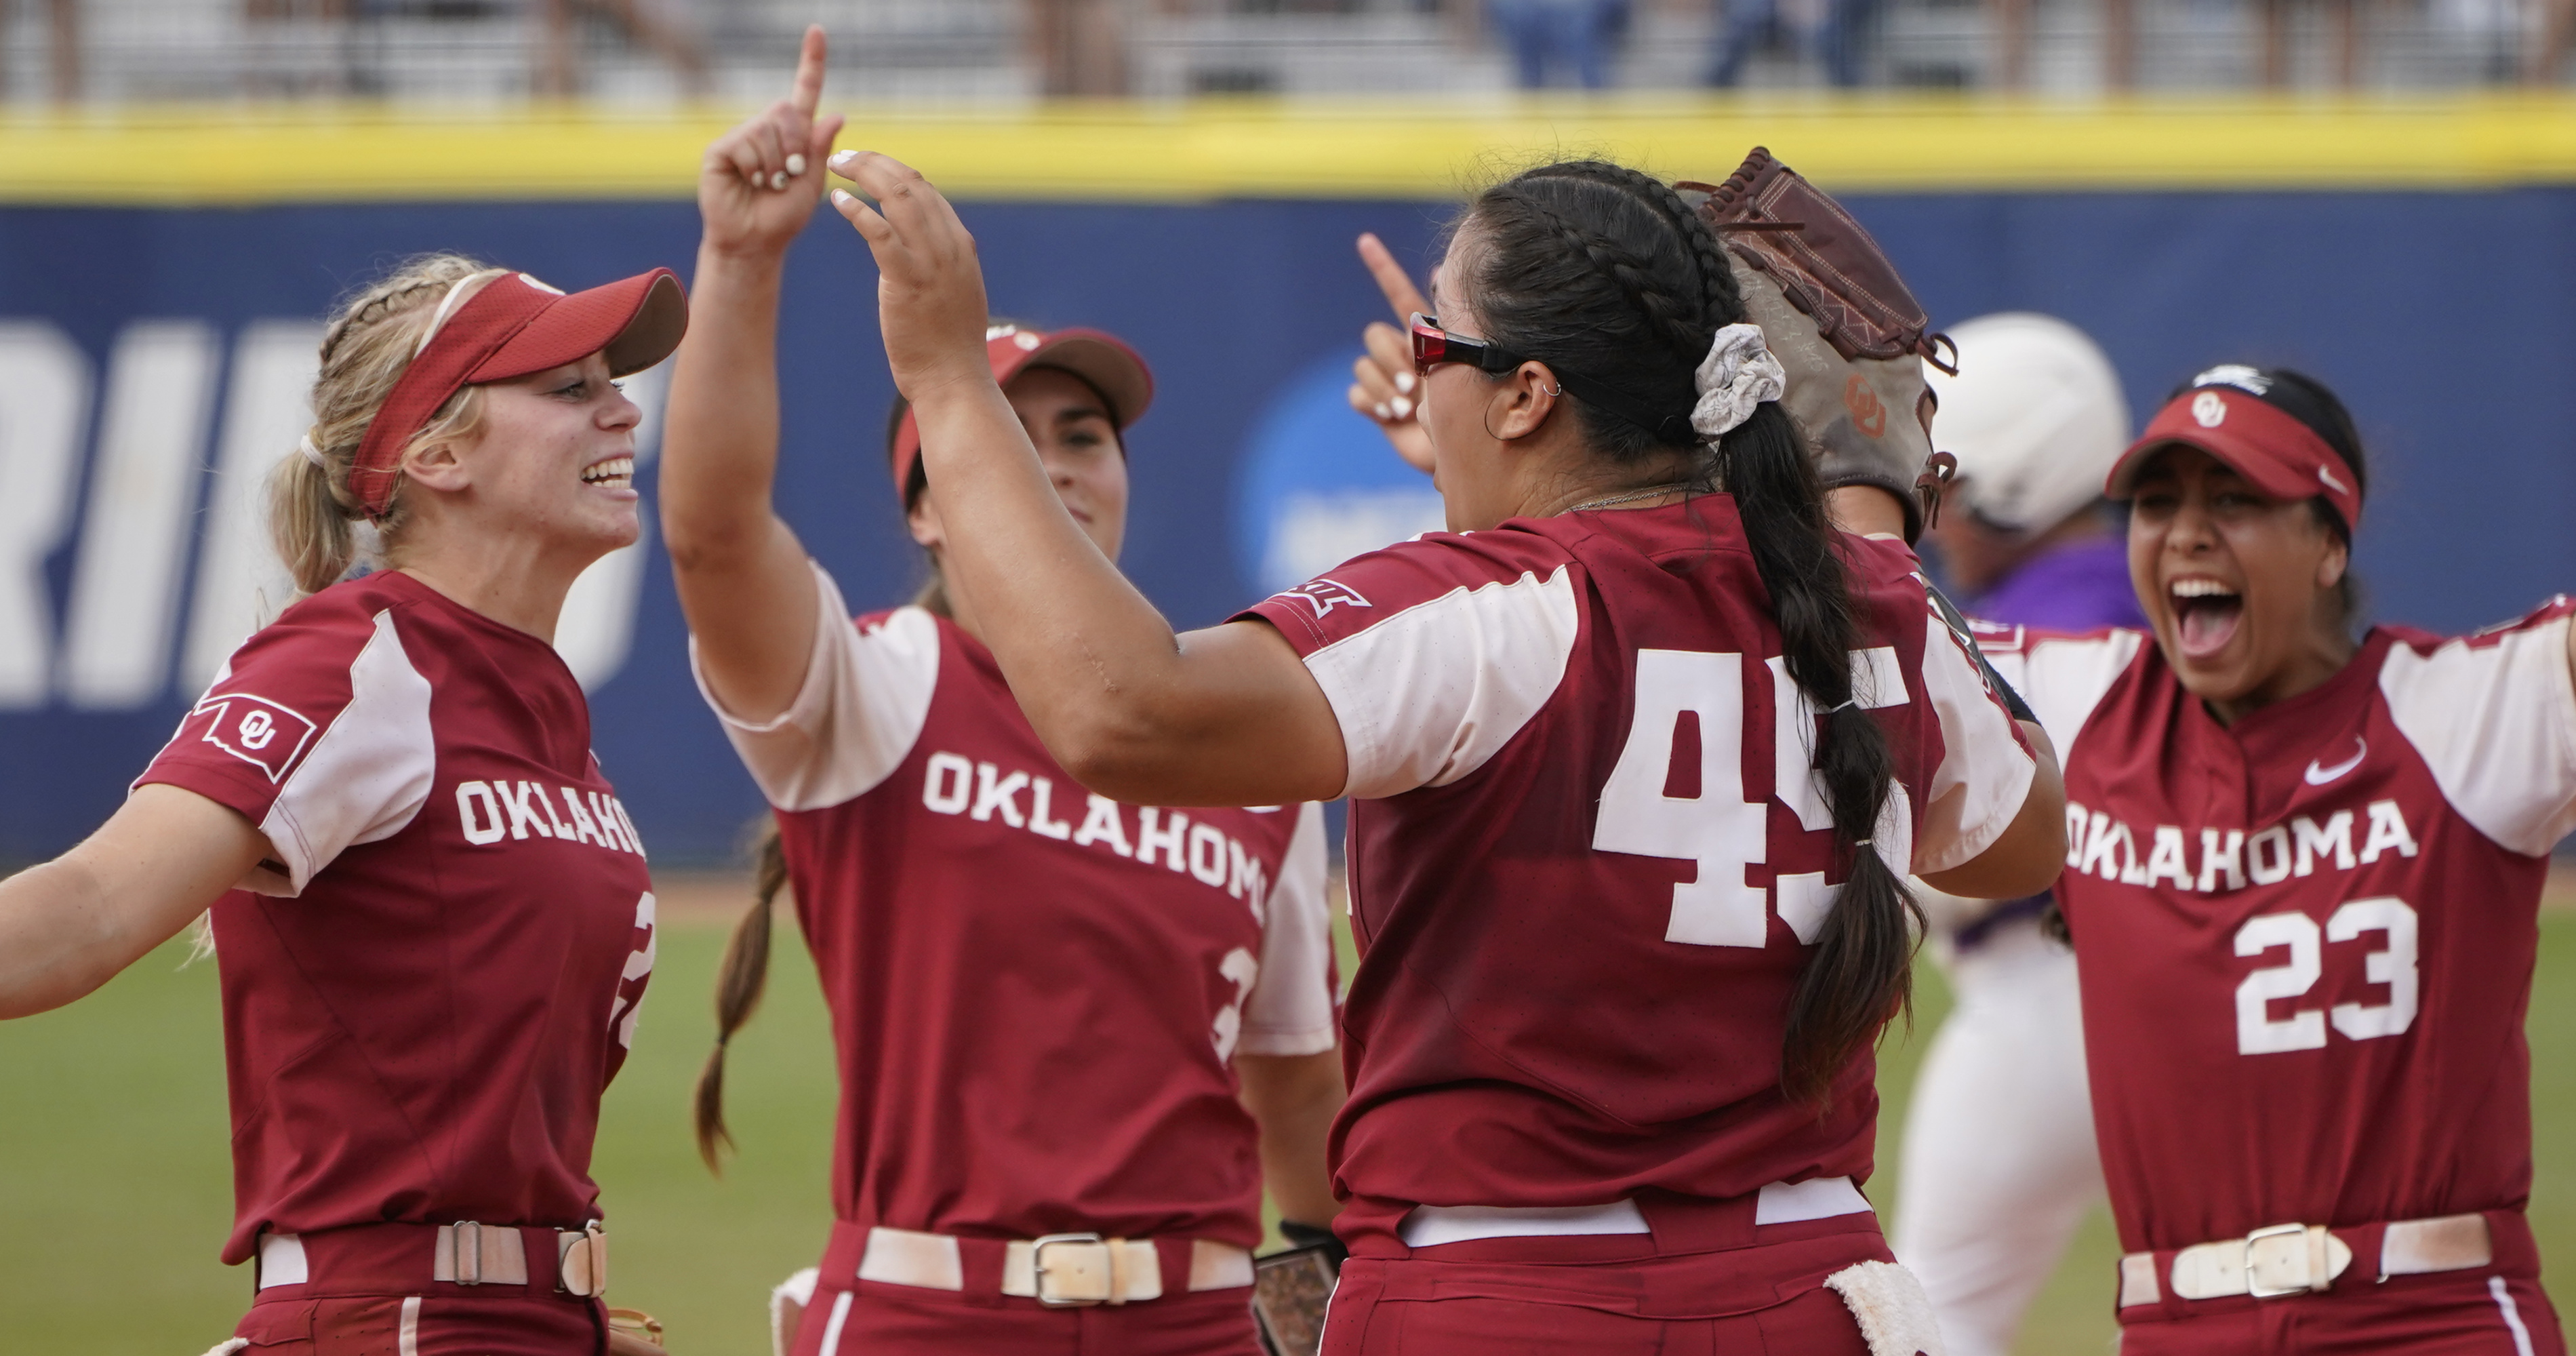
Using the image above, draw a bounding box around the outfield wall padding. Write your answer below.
[1,189,2569,860]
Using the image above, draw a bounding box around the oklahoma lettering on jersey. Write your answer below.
[1236,499,2036,1250]
[136,570,657,1265]
[696,565,1336,1248]
[1980,599,2576,1256]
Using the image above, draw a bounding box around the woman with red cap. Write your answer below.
[0,252,687,1354]
[660,33,1342,1356]
[1975,364,2571,1353]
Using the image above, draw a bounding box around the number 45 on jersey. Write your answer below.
[1594,647,1909,949]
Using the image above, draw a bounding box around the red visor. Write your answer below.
[350,266,687,520]
[889,325,1154,498]
[2106,384,2363,535]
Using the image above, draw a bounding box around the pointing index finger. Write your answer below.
[1357,233,1430,322]
[790,24,827,116]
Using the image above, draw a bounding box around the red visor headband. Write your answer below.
[889,325,1153,497]
[349,266,683,520]
[2110,384,2364,536]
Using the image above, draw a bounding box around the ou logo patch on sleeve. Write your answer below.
[192,694,321,784]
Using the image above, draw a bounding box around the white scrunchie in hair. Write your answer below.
[297,433,330,471]
[1691,322,1787,441]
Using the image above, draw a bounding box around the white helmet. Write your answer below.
[1921,313,2131,536]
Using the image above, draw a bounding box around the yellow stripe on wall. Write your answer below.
[9,95,2576,204]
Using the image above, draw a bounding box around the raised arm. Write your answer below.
[1346,233,1436,475]
[0,785,268,1019]
[1237,1051,1344,1227]
[1920,719,2066,900]
[662,26,845,724]
[826,152,1348,807]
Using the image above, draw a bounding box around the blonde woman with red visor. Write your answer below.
[661,33,1342,1356]
[1979,365,2570,1354]
[0,257,685,1356]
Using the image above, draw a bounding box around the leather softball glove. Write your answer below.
[1685,148,1958,542]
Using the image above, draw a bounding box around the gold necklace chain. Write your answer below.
[1562,481,1695,514]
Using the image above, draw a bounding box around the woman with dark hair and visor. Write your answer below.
[1975,363,2573,1353]
[659,32,1342,1356]
[0,254,686,1356]
[817,137,2068,1352]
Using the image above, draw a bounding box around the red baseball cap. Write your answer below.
[2105,366,2364,536]
[889,323,1155,498]
[350,266,687,520]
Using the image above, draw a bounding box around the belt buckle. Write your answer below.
[1030,1233,1110,1307]
[2244,1222,2316,1298]
[451,1220,484,1286]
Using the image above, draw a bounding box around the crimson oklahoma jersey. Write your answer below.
[136,570,658,1267]
[698,565,1335,1248]
[1982,601,2576,1263]
[1236,500,2036,1248]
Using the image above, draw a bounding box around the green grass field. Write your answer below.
[6,897,2573,1354]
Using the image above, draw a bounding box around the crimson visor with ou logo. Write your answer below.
[2105,370,2364,536]
[350,266,688,520]
[887,323,1155,497]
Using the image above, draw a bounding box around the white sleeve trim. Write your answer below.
[1237,801,1337,1058]
[1302,566,1580,800]
[691,563,942,812]
[1912,610,2038,877]
[251,610,435,896]
[2381,616,2576,857]
[1989,629,2143,766]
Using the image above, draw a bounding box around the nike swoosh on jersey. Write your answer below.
[2303,738,2367,786]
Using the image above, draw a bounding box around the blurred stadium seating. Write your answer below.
[0,0,2568,105]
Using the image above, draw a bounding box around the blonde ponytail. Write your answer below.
[267,252,498,598]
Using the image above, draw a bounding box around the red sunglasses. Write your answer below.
[1409,313,1697,443]
[1409,313,1526,376]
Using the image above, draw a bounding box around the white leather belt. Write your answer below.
[255,1222,609,1298]
[1398,1177,1873,1248]
[2119,1214,2493,1307]
[855,1226,1252,1307]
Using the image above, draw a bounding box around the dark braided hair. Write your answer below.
[693,818,791,1172]
[1463,160,1923,1104]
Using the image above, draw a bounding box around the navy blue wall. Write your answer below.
[1,188,2569,862]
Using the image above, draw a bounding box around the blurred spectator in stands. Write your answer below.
[1705,0,1872,87]
[2526,0,2570,81]
[1035,0,1133,94]
[535,0,708,97]
[1491,0,1633,88]
[2,0,82,101]
[2257,0,2364,87]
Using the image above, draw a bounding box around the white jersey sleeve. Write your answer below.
[1912,610,2042,877]
[691,561,942,812]
[1236,801,1339,1058]
[139,605,436,896]
[2380,600,2576,857]
[1256,556,1582,801]
[1973,623,2145,764]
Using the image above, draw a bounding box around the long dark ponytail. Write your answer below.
[1464,161,1922,1104]
[693,819,790,1171]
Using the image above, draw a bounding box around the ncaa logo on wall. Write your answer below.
[0,318,666,713]
[1231,348,1445,599]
